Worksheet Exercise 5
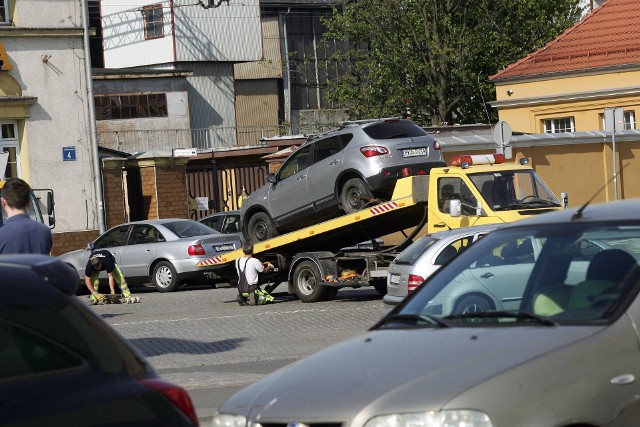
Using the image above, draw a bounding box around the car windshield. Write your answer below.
[163,221,220,238]
[469,170,561,211]
[377,222,640,328]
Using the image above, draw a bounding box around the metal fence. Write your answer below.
[97,124,337,153]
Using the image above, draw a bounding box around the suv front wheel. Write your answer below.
[340,178,375,213]
[247,212,278,242]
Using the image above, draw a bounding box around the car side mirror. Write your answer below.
[87,242,95,250]
[267,173,277,184]
[449,199,482,217]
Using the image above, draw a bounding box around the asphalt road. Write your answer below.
[84,283,386,425]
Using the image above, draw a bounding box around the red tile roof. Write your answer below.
[490,0,640,81]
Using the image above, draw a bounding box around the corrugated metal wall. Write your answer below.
[173,0,262,62]
[235,16,283,80]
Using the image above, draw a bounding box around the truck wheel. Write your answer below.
[371,279,387,295]
[247,212,278,242]
[292,260,328,303]
[340,178,374,213]
[152,261,182,292]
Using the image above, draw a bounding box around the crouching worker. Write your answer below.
[235,241,274,306]
[85,249,140,304]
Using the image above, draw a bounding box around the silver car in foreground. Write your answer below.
[58,219,242,292]
[212,198,640,426]
[384,224,501,313]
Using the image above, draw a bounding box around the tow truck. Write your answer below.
[198,153,564,302]
[0,152,55,229]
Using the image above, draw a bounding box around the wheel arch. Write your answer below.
[241,204,270,237]
[453,292,496,311]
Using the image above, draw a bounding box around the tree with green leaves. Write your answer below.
[321,0,583,125]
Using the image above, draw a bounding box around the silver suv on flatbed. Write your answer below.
[241,118,445,242]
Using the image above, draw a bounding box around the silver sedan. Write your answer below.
[58,219,242,292]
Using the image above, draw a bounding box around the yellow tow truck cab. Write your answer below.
[427,153,562,233]
[198,153,563,302]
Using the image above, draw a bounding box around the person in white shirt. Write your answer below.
[235,241,273,305]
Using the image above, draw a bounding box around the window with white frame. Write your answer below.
[624,111,636,129]
[0,0,8,25]
[143,4,164,40]
[0,121,19,179]
[543,117,575,133]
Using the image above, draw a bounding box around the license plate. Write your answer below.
[401,147,427,158]
[389,273,401,285]
[214,244,235,252]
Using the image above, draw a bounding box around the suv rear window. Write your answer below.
[363,121,428,139]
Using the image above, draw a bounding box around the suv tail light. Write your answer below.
[407,274,424,293]
[138,378,199,426]
[360,145,389,158]
[188,244,206,256]
[401,167,413,177]
[433,140,441,150]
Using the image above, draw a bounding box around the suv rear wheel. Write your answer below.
[340,178,375,213]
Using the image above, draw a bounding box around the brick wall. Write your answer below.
[140,166,158,219]
[52,230,100,257]
[103,168,126,229]
[155,166,189,218]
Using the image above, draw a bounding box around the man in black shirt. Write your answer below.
[84,249,139,304]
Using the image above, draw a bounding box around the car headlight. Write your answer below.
[364,411,494,427]
[211,413,247,427]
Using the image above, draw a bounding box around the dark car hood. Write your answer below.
[221,326,599,419]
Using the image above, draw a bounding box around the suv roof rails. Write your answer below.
[338,117,403,129]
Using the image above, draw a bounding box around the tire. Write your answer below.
[152,261,182,292]
[247,212,278,242]
[372,279,387,295]
[454,294,494,314]
[292,260,328,303]
[340,178,374,214]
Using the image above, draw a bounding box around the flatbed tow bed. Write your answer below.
[198,175,429,301]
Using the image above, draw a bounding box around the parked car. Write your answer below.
[240,118,446,242]
[383,224,502,313]
[212,198,640,427]
[199,210,241,234]
[0,254,198,426]
[58,219,242,292]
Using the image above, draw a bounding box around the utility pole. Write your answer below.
[82,0,105,233]
[604,107,624,201]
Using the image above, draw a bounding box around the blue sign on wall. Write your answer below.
[63,146,76,161]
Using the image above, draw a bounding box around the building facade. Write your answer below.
[0,0,99,250]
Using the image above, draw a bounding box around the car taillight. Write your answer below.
[188,244,206,256]
[360,145,389,158]
[401,167,412,177]
[433,140,441,150]
[138,378,199,426]
[407,274,424,293]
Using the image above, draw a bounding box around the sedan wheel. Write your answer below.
[454,294,493,314]
[152,261,182,292]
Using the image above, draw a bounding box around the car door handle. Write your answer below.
[297,175,307,181]
[480,272,494,278]
[330,160,340,165]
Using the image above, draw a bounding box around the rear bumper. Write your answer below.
[367,161,446,196]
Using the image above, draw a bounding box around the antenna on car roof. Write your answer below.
[572,162,629,220]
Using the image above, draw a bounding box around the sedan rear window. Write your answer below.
[363,121,428,139]
[394,236,439,265]
[164,221,220,238]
